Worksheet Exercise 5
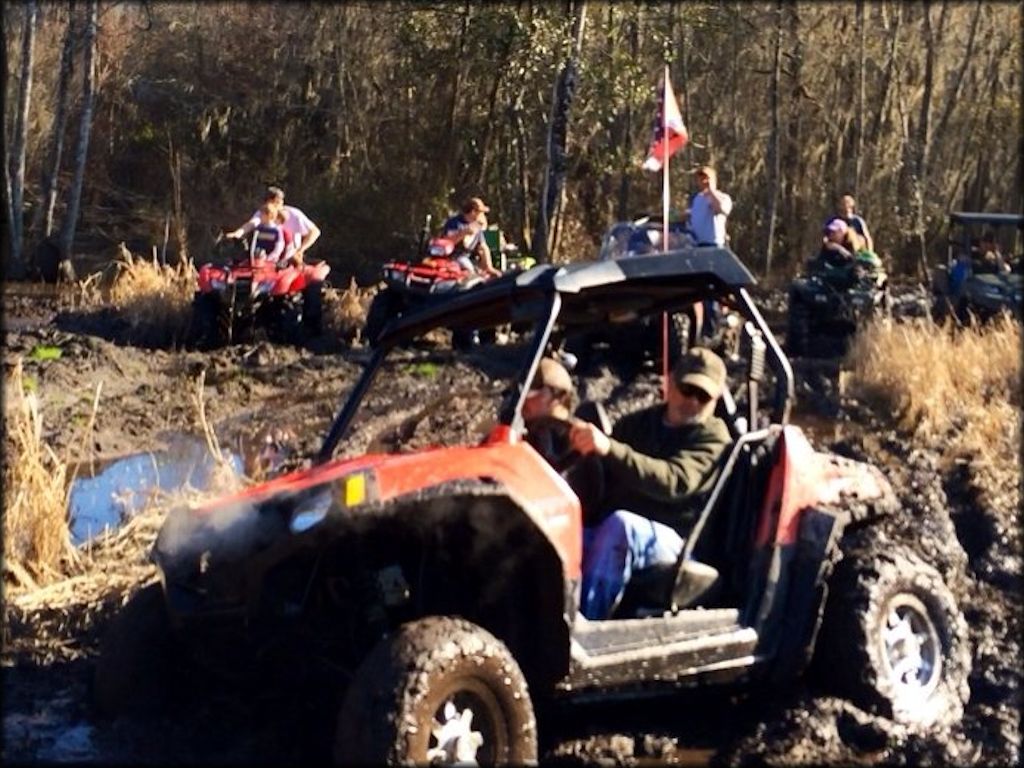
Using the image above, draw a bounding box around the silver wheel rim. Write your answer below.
[426,698,486,765]
[881,594,942,708]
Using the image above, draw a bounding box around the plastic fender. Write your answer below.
[189,440,583,580]
[754,425,892,548]
[271,267,300,296]
[197,264,226,292]
[372,442,583,580]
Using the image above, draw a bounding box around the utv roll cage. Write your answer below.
[319,247,794,463]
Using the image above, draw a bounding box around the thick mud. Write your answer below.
[1,283,1019,766]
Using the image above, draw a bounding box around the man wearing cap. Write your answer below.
[568,347,731,620]
[442,196,501,278]
[225,185,322,266]
[521,357,577,467]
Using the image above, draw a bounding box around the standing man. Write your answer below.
[685,166,734,247]
[685,167,734,338]
[225,185,322,265]
[568,347,732,620]
[833,194,873,253]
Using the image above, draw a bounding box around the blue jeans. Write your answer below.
[581,510,684,620]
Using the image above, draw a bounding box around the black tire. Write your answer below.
[815,546,970,729]
[787,294,810,357]
[93,583,177,718]
[335,616,537,765]
[301,280,324,336]
[364,290,401,348]
[191,292,222,349]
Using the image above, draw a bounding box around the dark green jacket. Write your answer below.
[598,405,731,535]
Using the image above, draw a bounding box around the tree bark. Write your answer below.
[32,1,77,243]
[763,1,783,276]
[854,0,865,197]
[58,0,98,271]
[5,0,39,279]
[533,0,587,263]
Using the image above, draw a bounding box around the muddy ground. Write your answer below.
[1,282,1020,766]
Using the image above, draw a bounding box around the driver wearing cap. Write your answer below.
[569,347,731,620]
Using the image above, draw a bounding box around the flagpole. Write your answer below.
[661,64,671,399]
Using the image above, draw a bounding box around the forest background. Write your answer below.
[3,0,1021,287]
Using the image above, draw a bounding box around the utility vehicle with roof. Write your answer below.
[95,245,970,764]
[930,211,1023,323]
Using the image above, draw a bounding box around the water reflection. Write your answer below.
[68,437,242,545]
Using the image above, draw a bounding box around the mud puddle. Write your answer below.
[68,437,244,544]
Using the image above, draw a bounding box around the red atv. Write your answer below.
[191,235,330,347]
[97,247,969,764]
[364,216,531,349]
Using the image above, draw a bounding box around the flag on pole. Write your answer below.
[642,72,688,172]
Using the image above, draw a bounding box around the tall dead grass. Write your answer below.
[3,360,82,588]
[109,245,196,342]
[845,316,1021,471]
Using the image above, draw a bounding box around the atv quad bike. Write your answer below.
[97,246,970,764]
[787,249,891,357]
[930,211,1023,324]
[566,216,707,374]
[191,235,330,348]
[364,218,533,349]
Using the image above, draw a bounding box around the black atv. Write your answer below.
[787,250,890,357]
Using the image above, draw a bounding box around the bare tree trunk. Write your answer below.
[763,0,783,276]
[58,0,98,273]
[532,1,587,263]
[854,0,865,197]
[5,0,38,279]
[909,1,941,280]
[616,2,642,221]
[868,2,902,149]
[32,1,76,243]
[445,2,472,187]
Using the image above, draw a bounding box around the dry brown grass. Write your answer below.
[845,316,1021,472]
[324,277,376,344]
[108,245,197,340]
[2,360,83,588]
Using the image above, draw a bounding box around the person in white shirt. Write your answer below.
[685,166,733,247]
[225,185,321,265]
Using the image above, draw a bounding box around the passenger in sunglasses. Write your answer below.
[568,347,731,620]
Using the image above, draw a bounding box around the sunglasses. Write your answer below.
[677,383,712,403]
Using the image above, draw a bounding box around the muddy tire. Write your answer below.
[301,280,324,336]
[364,290,401,348]
[335,616,537,765]
[815,546,970,729]
[787,294,810,357]
[191,292,222,348]
[93,583,177,718]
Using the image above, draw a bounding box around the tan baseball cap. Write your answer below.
[671,347,726,400]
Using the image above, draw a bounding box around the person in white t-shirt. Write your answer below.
[684,166,733,247]
[225,185,321,265]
